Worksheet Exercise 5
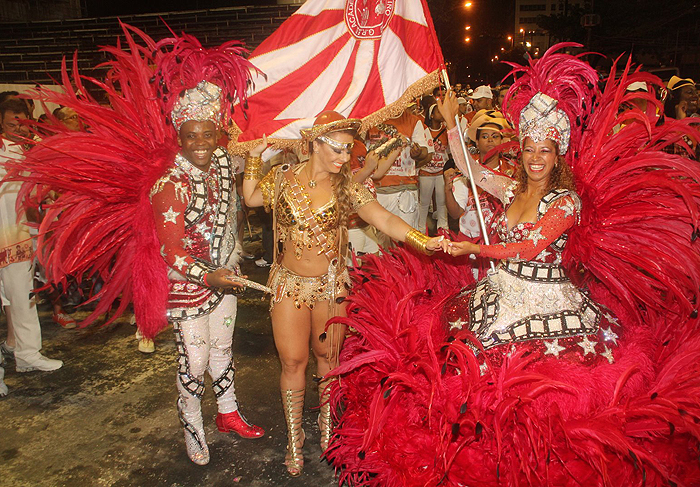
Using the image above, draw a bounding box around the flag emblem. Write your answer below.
[345,0,395,39]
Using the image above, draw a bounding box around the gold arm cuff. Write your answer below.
[405,228,434,255]
[244,156,263,180]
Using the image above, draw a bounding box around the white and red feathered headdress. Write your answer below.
[153,30,260,131]
[502,42,600,161]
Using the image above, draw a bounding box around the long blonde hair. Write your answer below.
[315,130,356,231]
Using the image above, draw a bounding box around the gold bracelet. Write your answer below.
[405,228,433,255]
[244,155,263,180]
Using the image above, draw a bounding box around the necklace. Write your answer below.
[305,163,317,188]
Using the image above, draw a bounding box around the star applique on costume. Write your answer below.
[560,199,576,218]
[527,226,547,246]
[600,326,619,345]
[163,206,180,224]
[173,255,188,270]
[543,338,566,357]
[600,346,614,364]
[535,248,551,261]
[450,318,466,330]
[603,312,619,326]
[182,236,194,248]
[577,335,598,356]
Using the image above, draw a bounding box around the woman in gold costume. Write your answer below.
[243,111,444,476]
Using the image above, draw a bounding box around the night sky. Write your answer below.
[84,0,699,85]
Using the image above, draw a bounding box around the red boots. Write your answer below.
[215,410,264,439]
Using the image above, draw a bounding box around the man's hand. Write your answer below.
[206,268,246,289]
[409,142,422,159]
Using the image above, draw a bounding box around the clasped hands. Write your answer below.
[426,236,480,257]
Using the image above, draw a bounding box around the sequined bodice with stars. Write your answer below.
[478,187,580,263]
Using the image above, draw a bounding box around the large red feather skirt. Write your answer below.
[325,47,700,486]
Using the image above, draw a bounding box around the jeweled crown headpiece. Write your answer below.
[171,81,222,131]
[501,42,600,163]
[519,92,571,154]
[153,31,259,132]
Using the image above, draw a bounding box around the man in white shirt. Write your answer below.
[0,98,63,377]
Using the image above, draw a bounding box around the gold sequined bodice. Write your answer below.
[276,187,339,259]
[258,163,376,260]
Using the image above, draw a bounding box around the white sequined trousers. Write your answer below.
[173,294,239,439]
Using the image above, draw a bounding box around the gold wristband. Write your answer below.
[405,228,433,255]
[244,155,263,180]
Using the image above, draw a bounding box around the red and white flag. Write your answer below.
[229,0,444,152]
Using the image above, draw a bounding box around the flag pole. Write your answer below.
[441,69,496,273]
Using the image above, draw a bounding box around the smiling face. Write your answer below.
[313,131,354,174]
[679,85,699,114]
[178,120,218,170]
[521,137,558,186]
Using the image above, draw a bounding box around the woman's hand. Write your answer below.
[249,134,268,158]
[436,90,459,130]
[443,240,480,256]
[364,149,379,172]
[426,235,446,253]
[206,268,246,288]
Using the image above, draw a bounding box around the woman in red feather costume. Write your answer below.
[325,44,700,486]
[2,25,266,466]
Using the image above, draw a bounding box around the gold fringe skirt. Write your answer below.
[267,262,351,311]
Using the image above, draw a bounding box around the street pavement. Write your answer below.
[0,232,339,487]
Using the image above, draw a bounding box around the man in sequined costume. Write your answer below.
[149,81,264,466]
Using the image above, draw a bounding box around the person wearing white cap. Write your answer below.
[466,85,493,124]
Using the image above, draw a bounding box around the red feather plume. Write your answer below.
[2,22,257,339]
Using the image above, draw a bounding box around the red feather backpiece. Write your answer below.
[326,45,700,486]
[2,23,256,339]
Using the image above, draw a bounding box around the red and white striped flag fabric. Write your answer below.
[229,0,444,153]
